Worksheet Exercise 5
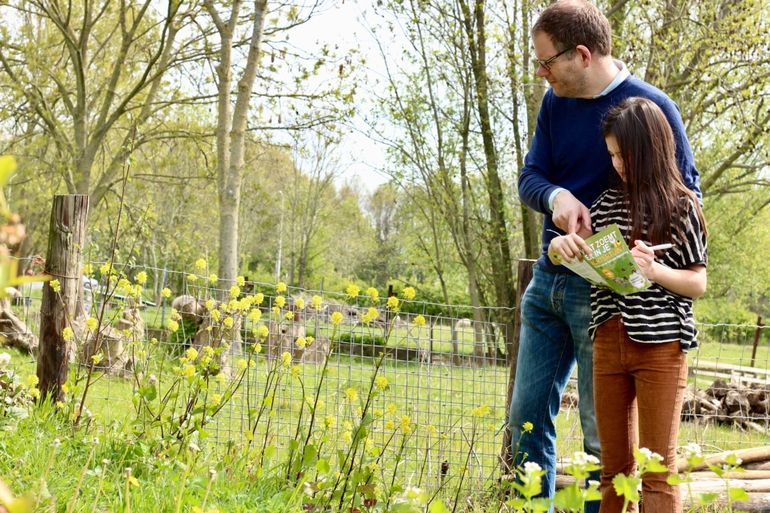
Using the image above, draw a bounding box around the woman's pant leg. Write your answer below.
[631,339,688,513]
[593,317,638,513]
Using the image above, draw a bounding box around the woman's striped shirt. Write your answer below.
[588,188,707,350]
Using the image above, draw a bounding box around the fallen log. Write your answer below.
[687,470,770,480]
[677,446,770,472]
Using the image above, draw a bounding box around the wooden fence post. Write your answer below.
[37,195,89,402]
[750,316,764,368]
[500,259,536,472]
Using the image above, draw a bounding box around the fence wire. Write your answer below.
[6,263,770,484]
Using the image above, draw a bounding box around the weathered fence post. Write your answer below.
[750,316,764,368]
[37,195,89,402]
[500,258,536,472]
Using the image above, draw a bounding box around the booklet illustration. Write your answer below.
[550,224,651,295]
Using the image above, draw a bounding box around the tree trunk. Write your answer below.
[37,195,89,403]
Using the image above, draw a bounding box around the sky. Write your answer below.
[287,1,394,192]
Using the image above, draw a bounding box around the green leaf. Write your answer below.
[428,499,450,513]
[315,458,330,474]
[666,474,686,485]
[612,473,640,502]
[697,492,719,505]
[302,444,317,467]
[728,486,749,502]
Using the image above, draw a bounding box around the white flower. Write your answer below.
[524,461,542,474]
[573,451,600,465]
[588,480,600,488]
[639,447,663,461]
[0,352,10,369]
[683,442,702,457]
[52,438,62,448]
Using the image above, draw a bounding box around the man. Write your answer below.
[509,0,701,510]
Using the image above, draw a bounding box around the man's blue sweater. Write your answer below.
[518,75,701,272]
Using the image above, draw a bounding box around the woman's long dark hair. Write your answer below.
[602,97,706,246]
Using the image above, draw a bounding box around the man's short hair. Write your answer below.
[533,0,612,56]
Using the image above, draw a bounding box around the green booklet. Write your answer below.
[550,224,651,295]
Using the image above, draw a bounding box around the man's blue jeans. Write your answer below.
[508,263,601,513]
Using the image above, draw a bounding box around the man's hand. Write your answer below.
[552,190,591,235]
[548,234,592,265]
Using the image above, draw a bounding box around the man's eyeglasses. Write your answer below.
[533,47,573,71]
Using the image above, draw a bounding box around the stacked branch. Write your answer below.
[681,379,770,431]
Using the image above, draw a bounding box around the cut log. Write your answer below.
[0,299,38,353]
[677,446,770,472]
[687,470,770,480]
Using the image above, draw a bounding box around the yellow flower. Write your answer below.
[195,258,207,271]
[185,347,199,361]
[29,387,40,399]
[310,295,323,310]
[50,279,61,293]
[344,387,358,402]
[400,415,412,434]
[210,309,222,322]
[85,317,98,332]
[237,358,248,371]
[386,403,397,415]
[167,319,179,333]
[341,431,352,444]
[135,271,147,285]
[284,311,294,321]
[471,405,491,418]
[290,365,301,378]
[522,421,534,433]
[161,287,172,299]
[229,285,241,298]
[296,337,307,349]
[223,316,234,328]
[205,299,216,311]
[413,315,426,327]
[256,325,269,339]
[237,276,246,287]
[323,415,336,429]
[361,312,372,324]
[62,327,74,342]
[183,364,196,377]
[386,296,399,310]
[345,283,360,298]
[254,293,265,305]
[254,343,262,354]
[276,281,287,293]
[374,376,389,391]
[330,311,343,325]
[275,295,286,308]
[426,424,437,437]
[99,261,112,276]
[306,336,314,347]
[366,287,379,302]
[208,273,218,284]
[384,420,395,430]
[281,352,292,367]
[294,298,305,310]
[25,374,39,387]
[402,287,416,300]
[248,309,262,322]
[367,307,379,321]
[91,353,103,365]
[210,393,222,406]
[271,306,279,315]
[187,274,198,283]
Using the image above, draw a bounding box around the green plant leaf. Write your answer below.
[728,486,749,502]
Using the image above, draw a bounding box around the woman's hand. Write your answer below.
[548,233,591,265]
[631,240,657,280]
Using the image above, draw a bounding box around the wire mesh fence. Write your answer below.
[5,261,770,486]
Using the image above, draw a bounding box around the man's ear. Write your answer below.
[575,45,592,67]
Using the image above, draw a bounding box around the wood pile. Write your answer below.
[681,379,769,431]
[556,446,770,511]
